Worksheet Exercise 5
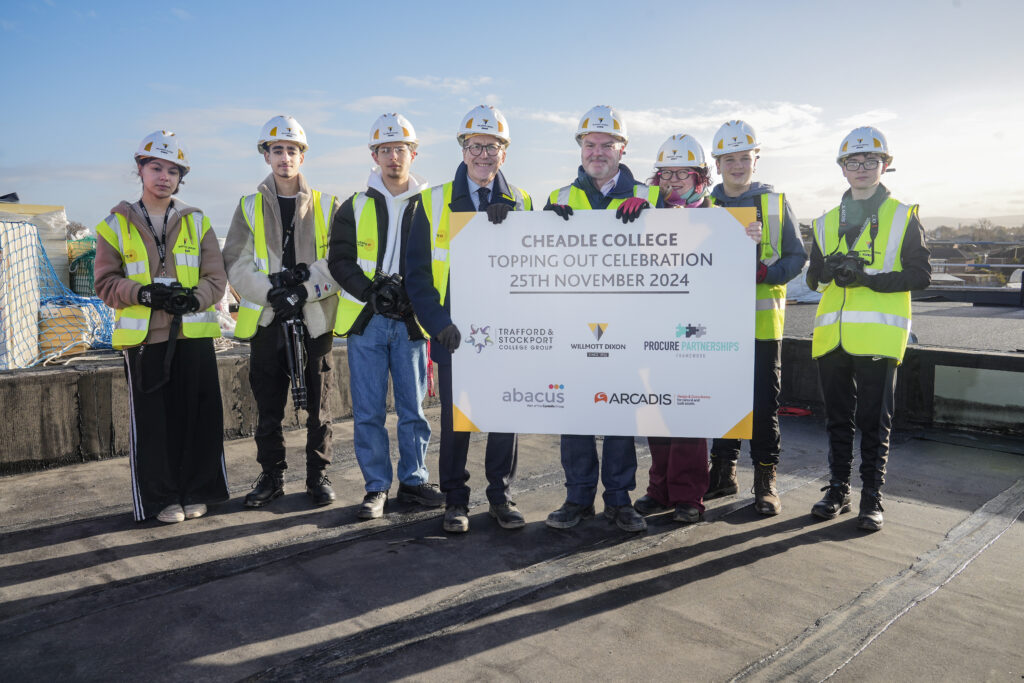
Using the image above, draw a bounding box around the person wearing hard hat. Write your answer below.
[327,113,443,520]
[405,105,533,533]
[222,115,340,509]
[706,120,807,516]
[633,134,713,525]
[806,127,930,531]
[542,105,659,533]
[94,131,229,523]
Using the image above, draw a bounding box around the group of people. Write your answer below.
[94,104,930,534]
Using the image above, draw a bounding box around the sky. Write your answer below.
[3,0,1024,234]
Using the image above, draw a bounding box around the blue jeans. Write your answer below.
[346,315,431,492]
[559,435,637,507]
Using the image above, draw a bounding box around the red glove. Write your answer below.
[756,262,768,283]
[615,197,650,224]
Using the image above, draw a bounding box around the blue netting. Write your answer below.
[1,220,114,370]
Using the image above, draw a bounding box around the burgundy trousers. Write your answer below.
[646,437,709,511]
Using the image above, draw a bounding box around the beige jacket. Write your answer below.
[222,172,340,338]
[94,199,227,345]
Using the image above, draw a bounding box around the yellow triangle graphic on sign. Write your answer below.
[721,410,753,439]
[722,207,757,227]
[448,212,475,241]
[453,404,480,432]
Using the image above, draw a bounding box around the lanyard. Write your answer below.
[138,200,173,262]
[838,203,879,263]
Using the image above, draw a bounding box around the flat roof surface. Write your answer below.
[2,408,1022,680]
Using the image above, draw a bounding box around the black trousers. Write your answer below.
[249,323,334,476]
[816,349,898,491]
[711,339,782,466]
[123,338,229,521]
[437,362,518,506]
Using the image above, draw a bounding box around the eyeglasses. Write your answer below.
[843,159,882,171]
[659,169,699,181]
[375,145,411,156]
[464,143,502,157]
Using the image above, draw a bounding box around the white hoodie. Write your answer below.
[366,167,429,275]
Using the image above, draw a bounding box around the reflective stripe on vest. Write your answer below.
[810,198,915,362]
[95,211,220,348]
[548,183,659,210]
[234,190,335,339]
[333,192,379,336]
[710,192,787,340]
[423,181,532,307]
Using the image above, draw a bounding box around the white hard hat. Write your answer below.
[457,105,510,146]
[576,105,628,144]
[711,120,760,157]
[258,115,308,153]
[134,130,190,173]
[837,126,892,164]
[654,134,707,169]
[369,113,418,150]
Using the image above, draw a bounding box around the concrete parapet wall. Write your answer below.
[1,339,1021,473]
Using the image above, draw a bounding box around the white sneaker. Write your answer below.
[157,504,185,523]
[183,503,207,519]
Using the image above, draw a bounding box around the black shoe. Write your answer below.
[858,489,884,531]
[443,504,470,533]
[244,470,284,508]
[811,484,852,520]
[672,505,702,524]
[357,491,387,520]
[706,457,738,499]
[545,501,595,529]
[306,474,336,507]
[604,504,648,532]
[489,502,526,529]
[397,482,444,507]
[634,495,670,516]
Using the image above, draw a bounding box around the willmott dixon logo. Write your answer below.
[589,323,608,341]
[466,324,493,353]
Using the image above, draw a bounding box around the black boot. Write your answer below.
[858,489,884,531]
[306,472,336,507]
[245,470,284,508]
[706,457,738,499]
[811,483,851,519]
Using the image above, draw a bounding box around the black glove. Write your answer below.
[817,260,835,286]
[615,197,650,224]
[163,291,201,316]
[137,283,173,309]
[435,324,462,354]
[268,285,308,317]
[486,203,512,225]
[546,204,574,221]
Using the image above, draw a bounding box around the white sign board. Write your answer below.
[449,207,756,439]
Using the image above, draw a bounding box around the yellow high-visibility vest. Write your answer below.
[547,183,659,211]
[233,190,334,339]
[96,210,220,349]
[333,192,383,336]
[810,197,916,363]
[422,182,532,306]
[711,192,787,340]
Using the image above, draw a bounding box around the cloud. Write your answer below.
[344,95,414,113]
[835,110,899,130]
[170,7,191,20]
[395,75,492,95]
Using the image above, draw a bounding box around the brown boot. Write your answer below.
[753,463,781,515]
[706,457,738,499]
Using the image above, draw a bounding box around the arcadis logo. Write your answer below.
[594,391,673,406]
[503,383,565,408]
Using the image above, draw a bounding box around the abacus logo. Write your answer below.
[501,383,565,408]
